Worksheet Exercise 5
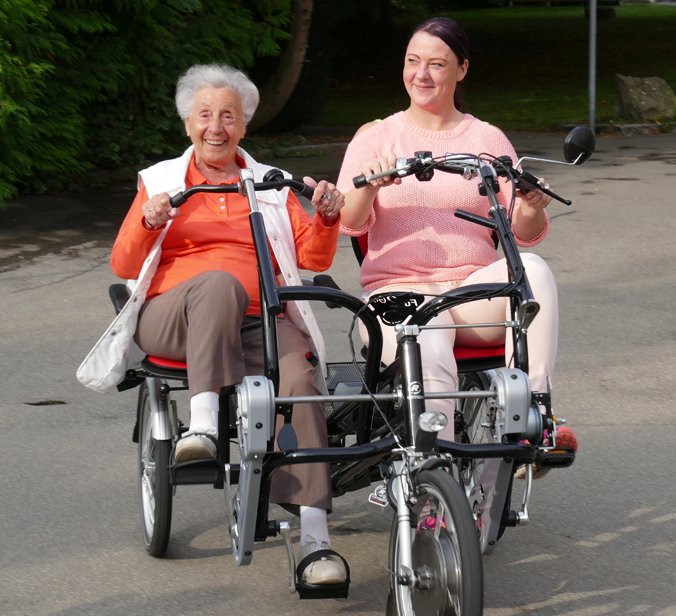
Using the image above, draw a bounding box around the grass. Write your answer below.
[314,5,676,132]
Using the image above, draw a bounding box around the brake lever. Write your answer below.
[494,156,571,206]
[516,170,571,206]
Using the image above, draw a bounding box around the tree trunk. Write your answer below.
[250,0,313,131]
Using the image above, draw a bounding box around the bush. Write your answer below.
[0,0,292,205]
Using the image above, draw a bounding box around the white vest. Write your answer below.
[77,146,326,393]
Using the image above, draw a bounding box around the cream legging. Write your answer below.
[362,253,558,440]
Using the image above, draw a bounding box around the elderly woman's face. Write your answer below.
[184,87,246,170]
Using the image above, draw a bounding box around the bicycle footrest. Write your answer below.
[171,459,222,486]
[297,579,350,600]
[535,447,576,468]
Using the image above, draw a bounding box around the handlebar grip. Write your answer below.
[352,166,405,189]
[294,181,315,200]
[169,193,187,208]
[353,174,370,189]
[263,168,315,200]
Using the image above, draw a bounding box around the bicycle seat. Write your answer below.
[141,356,188,379]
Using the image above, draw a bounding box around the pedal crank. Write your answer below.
[227,375,275,566]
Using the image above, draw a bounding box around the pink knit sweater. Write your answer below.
[336,112,549,292]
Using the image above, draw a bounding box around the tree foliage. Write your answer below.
[0,0,293,204]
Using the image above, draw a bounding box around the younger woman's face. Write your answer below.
[403,31,468,113]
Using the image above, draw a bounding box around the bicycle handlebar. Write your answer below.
[168,173,315,208]
[352,150,574,205]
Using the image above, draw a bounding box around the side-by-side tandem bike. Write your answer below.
[109,126,595,615]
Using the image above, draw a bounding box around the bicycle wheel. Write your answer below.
[387,469,483,616]
[138,381,173,557]
[455,371,495,497]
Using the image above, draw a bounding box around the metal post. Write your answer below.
[588,0,597,133]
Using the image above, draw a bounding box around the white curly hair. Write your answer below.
[175,64,260,124]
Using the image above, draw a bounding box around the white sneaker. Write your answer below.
[175,432,217,462]
[299,539,347,585]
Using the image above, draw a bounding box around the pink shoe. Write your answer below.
[551,425,578,452]
[516,425,578,480]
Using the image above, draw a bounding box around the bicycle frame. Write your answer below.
[217,166,544,573]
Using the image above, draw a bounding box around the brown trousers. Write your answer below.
[135,270,331,511]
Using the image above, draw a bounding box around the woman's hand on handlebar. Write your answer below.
[361,151,403,189]
[303,177,345,226]
[516,178,553,212]
[141,193,180,230]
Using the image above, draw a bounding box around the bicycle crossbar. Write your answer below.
[275,390,493,405]
[420,321,516,330]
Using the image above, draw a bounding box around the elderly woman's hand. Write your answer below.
[304,177,345,226]
[141,192,180,230]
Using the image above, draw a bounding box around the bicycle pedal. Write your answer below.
[535,447,575,468]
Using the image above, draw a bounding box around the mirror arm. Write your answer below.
[515,155,578,168]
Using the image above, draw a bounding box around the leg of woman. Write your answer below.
[135,270,251,394]
[243,318,344,584]
[135,270,250,460]
[243,317,331,513]
[454,253,558,395]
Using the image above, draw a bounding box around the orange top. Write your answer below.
[111,154,339,315]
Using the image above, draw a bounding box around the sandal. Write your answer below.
[298,541,348,585]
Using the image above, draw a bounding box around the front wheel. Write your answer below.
[138,381,173,557]
[387,469,483,616]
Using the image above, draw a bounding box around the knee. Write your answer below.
[279,352,320,397]
[188,271,250,312]
[522,253,556,290]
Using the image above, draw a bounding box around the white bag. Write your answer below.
[76,224,171,393]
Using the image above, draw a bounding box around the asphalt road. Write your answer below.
[1,130,675,615]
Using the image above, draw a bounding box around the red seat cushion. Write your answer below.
[146,356,188,370]
[454,345,504,360]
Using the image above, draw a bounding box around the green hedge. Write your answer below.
[0,0,292,205]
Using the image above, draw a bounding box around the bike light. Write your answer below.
[418,411,448,433]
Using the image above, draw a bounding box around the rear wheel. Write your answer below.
[387,469,483,616]
[457,371,514,545]
[455,371,495,497]
[138,381,173,557]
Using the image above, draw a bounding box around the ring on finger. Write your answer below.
[321,193,331,203]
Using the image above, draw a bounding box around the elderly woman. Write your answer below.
[110,64,346,584]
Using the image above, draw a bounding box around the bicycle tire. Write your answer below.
[138,381,173,557]
[457,370,513,545]
[456,371,494,496]
[387,469,483,616]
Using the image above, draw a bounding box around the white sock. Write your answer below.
[300,506,330,547]
[189,391,219,436]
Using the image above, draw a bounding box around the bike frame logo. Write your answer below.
[408,381,423,399]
